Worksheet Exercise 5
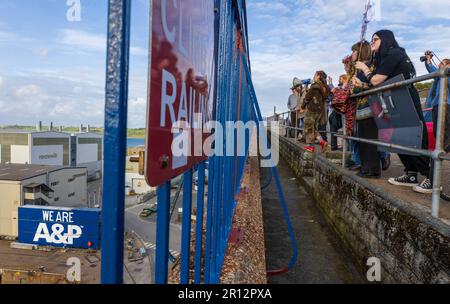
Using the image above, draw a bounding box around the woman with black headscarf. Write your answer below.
[354,29,431,189]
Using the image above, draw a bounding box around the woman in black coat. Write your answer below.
[354,29,430,189]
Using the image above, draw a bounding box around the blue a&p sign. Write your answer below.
[18,206,100,249]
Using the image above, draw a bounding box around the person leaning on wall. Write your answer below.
[354,29,430,190]
[352,40,390,178]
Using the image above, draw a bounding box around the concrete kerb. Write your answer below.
[276,134,450,282]
[314,155,450,237]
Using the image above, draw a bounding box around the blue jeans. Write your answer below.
[351,140,390,166]
[350,140,361,166]
[379,151,390,163]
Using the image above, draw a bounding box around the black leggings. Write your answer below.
[357,118,381,175]
[398,90,431,177]
[329,111,342,150]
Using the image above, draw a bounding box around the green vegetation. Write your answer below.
[0,125,145,138]
[127,128,146,138]
[415,82,433,92]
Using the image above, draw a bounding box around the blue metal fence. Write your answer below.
[101,0,259,284]
[101,0,131,284]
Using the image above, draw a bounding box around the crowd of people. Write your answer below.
[286,29,450,195]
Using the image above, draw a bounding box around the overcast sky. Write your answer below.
[0,0,449,127]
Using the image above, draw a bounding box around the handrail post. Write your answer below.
[101,0,131,284]
[342,116,347,169]
[431,73,448,218]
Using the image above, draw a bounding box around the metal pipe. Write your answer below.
[180,170,193,284]
[351,67,450,99]
[335,134,433,158]
[100,0,131,284]
[342,117,347,168]
[278,123,450,161]
[431,76,448,218]
[155,182,171,284]
[194,162,206,284]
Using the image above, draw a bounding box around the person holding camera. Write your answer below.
[413,52,450,194]
[301,71,330,153]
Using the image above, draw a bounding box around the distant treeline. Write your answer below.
[0,125,146,138]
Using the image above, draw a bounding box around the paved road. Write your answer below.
[124,187,202,282]
[125,201,182,254]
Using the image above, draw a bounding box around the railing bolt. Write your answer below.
[160,155,169,169]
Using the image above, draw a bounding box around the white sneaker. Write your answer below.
[413,179,433,194]
[413,179,443,194]
[388,173,418,187]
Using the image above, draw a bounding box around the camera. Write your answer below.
[420,51,434,63]
[301,79,312,86]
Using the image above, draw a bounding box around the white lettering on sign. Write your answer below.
[161,0,176,43]
[42,210,74,223]
[33,223,82,245]
[160,0,214,74]
[161,69,177,127]
[160,69,211,129]
[31,145,63,166]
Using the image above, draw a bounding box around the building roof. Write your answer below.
[0,164,67,181]
[71,132,103,138]
[0,130,71,136]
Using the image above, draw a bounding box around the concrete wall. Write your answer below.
[276,133,450,284]
[0,182,21,237]
[31,132,71,166]
[48,168,88,208]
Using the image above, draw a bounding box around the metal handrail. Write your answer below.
[268,68,450,218]
[268,67,450,122]
[351,68,450,99]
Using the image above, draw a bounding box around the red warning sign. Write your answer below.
[145,0,216,186]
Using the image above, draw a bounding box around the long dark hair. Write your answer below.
[352,41,372,62]
[315,70,327,84]
[372,29,416,77]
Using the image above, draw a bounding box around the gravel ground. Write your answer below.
[220,157,267,284]
[168,157,267,284]
[0,241,100,284]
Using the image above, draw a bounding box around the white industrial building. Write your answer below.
[125,156,154,195]
[0,129,103,180]
[125,173,154,195]
[0,164,88,237]
[0,130,71,166]
[70,132,103,180]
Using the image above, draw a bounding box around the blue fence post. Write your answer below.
[194,162,206,284]
[101,0,131,284]
[180,170,193,283]
[149,0,256,284]
[204,158,215,284]
[155,181,171,284]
